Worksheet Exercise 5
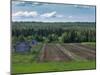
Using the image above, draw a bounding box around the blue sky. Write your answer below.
[12,1,96,22]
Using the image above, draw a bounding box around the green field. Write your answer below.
[12,61,96,74]
[12,42,96,74]
[81,42,96,47]
[12,43,43,64]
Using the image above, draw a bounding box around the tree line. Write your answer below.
[12,22,96,44]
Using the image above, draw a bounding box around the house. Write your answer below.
[15,42,31,53]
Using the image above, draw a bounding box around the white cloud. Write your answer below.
[32,2,49,6]
[12,1,25,5]
[40,11,56,18]
[43,3,49,5]
[32,2,42,6]
[12,11,38,17]
[74,5,92,9]
[56,14,64,18]
[12,11,65,19]
[68,16,73,18]
[32,2,40,5]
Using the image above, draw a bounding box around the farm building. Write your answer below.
[15,42,31,53]
[32,40,38,45]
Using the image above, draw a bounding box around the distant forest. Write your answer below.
[12,22,96,44]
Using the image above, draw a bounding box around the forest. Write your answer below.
[12,22,96,44]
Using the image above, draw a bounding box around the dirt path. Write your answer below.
[38,44,72,62]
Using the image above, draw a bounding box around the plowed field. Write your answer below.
[38,43,96,62]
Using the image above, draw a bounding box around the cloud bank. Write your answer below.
[12,11,38,17]
[12,11,64,18]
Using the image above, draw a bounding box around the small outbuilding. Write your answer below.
[15,42,31,53]
[32,40,38,45]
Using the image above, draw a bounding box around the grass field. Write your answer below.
[81,42,96,47]
[12,61,96,74]
[12,43,43,64]
[12,42,96,74]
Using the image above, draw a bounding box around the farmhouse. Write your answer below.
[15,42,31,53]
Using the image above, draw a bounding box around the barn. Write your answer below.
[15,42,31,53]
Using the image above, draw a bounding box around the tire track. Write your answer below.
[80,43,96,50]
[38,44,72,62]
[38,44,46,62]
[62,44,95,60]
[70,43,95,56]
[56,44,87,61]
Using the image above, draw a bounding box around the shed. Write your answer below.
[32,40,38,45]
[15,42,31,53]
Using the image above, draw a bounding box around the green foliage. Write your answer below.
[18,35,26,42]
[12,43,43,64]
[34,35,44,42]
[12,22,96,43]
[60,32,70,43]
[12,36,18,44]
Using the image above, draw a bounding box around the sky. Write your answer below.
[12,1,96,22]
